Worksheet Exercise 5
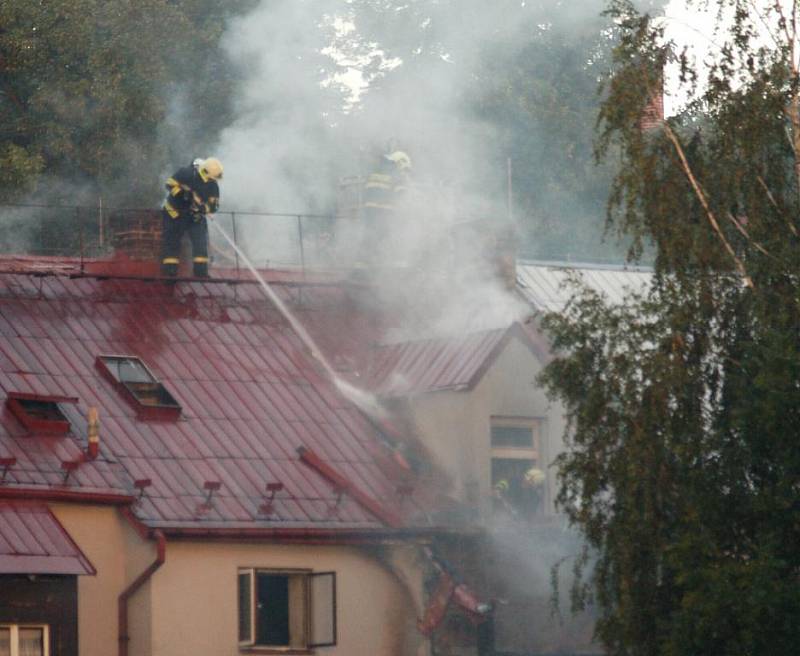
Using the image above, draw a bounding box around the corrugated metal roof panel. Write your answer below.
[365,328,510,397]
[0,501,95,575]
[516,261,653,312]
[0,270,440,531]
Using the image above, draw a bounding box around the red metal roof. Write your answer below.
[363,324,547,397]
[0,501,95,574]
[0,268,441,531]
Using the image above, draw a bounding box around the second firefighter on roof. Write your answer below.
[161,157,223,278]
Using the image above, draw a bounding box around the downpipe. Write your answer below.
[118,529,166,656]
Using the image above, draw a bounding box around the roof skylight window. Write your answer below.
[96,355,181,418]
[6,392,78,435]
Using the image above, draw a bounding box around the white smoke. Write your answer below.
[212,0,548,335]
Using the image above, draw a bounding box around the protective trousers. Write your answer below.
[160,210,209,277]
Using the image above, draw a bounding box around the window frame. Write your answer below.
[490,416,545,516]
[237,568,337,652]
[5,392,78,435]
[95,355,181,419]
[0,623,50,656]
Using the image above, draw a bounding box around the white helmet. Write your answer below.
[385,150,412,171]
[523,468,546,488]
[197,157,223,181]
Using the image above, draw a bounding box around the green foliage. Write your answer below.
[541,2,800,653]
[0,0,252,205]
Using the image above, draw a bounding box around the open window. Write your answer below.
[238,569,336,651]
[0,624,50,656]
[96,355,180,419]
[490,417,545,518]
[5,393,78,435]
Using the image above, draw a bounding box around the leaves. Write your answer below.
[0,0,251,204]
[541,2,800,653]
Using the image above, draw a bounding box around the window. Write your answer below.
[96,355,180,418]
[5,393,77,435]
[238,569,336,650]
[490,417,545,518]
[0,624,49,656]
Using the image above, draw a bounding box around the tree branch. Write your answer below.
[756,174,799,236]
[725,211,772,257]
[662,123,754,288]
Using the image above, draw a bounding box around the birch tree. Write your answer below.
[540,1,800,654]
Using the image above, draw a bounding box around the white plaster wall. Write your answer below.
[404,335,567,517]
[50,504,154,656]
[149,541,426,656]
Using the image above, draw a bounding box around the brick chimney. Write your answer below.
[109,210,162,260]
[640,76,664,131]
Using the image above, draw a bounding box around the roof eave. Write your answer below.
[147,524,482,544]
[0,486,133,506]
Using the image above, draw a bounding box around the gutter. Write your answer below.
[118,510,166,656]
[0,487,132,505]
[149,525,471,543]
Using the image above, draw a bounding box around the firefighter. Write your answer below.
[360,147,412,261]
[160,157,223,278]
[363,149,412,220]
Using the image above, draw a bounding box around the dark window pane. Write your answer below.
[256,573,290,646]
[18,399,67,422]
[491,425,533,448]
[238,572,252,643]
[492,458,542,517]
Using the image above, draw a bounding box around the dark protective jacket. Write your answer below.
[163,164,220,219]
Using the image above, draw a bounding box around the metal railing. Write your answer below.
[0,203,342,275]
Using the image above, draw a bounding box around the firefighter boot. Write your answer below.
[193,258,209,278]
[161,260,179,277]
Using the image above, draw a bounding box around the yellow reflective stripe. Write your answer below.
[368,173,392,182]
[164,202,179,218]
[365,182,392,190]
[192,256,209,263]
[198,167,209,183]
[162,257,179,264]
[363,202,394,210]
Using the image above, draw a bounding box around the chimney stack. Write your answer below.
[640,76,664,131]
[110,210,163,261]
[492,221,518,291]
[86,407,100,459]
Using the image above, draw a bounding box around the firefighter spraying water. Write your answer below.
[160,157,223,277]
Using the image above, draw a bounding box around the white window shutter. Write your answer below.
[309,572,337,647]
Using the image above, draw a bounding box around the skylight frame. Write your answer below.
[96,354,181,419]
[5,392,78,435]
